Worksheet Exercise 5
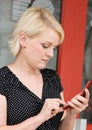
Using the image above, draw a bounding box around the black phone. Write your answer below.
[63,80,92,110]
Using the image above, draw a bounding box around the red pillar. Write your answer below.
[57,0,88,100]
[57,0,87,100]
[57,0,92,129]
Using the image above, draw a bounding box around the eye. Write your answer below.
[41,44,49,49]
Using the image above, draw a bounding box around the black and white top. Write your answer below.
[0,66,63,130]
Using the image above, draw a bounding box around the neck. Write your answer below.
[8,56,40,76]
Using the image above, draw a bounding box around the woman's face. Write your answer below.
[20,27,60,70]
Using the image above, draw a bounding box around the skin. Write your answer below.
[18,28,60,70]
[0,27,90,130]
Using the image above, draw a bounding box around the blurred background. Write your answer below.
[0,0,92,81]
[0,0,62,69]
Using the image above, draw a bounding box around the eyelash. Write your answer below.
[42,44,49,49]
[41,44,57,50]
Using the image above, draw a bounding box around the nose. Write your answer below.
[46,48,54,58]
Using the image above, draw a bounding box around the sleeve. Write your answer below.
[0,74,7,96]
[48,69,63,99]
[50,69,63,93]
[42,68,63,99]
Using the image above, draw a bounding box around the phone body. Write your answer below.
[63,80,92,110]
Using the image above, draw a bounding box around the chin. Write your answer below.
[38,64,46,70]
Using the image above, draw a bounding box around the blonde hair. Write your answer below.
[8,7,64,56]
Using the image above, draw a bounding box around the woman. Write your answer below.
[0,7,89,130]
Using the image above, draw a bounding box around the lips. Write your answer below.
[43,59,48,61]
[42,59,49,62]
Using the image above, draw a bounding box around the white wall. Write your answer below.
[0,0,15,67]
[0,0,61,70]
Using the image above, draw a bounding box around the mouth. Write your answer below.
[42,59,49,62]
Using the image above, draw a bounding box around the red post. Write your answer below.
[57,0,92,129]
[57,0,88,100]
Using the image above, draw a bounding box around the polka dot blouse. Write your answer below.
[0,66,63,130]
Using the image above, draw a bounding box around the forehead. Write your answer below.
[34,27,60,46]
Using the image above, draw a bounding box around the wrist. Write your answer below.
[68,110,77,118]
[36,113,46,123]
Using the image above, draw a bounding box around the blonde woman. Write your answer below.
[0,7,89,130]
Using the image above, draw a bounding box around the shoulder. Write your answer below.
[41,68,59,79]
[41,68,62,86]
[0,66,8,78]
[0,66,6,78]
[41,68,63,92]
[0,66,9,95]
[0,66,10,86]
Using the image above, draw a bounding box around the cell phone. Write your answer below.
[63,80,92,110]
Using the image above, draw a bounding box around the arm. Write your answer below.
[0,94,46,130]
[58,89,89,130]
[0,94,66,130]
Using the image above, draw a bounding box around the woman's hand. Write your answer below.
[67,88,90,115]
[38,98,66,121]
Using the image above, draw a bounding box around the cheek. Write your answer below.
[31,45,44,56]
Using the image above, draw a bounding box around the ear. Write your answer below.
[19,32,28,47]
